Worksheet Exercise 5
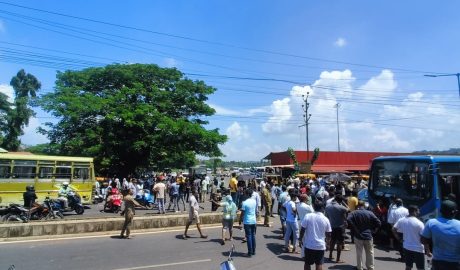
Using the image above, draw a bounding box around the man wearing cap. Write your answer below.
[421,200,460,270]
[211,195,237,245]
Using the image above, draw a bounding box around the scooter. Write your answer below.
[1,204,29,223]
[135,189,155,209]
[54,191,85,215]
[104,193,122,213]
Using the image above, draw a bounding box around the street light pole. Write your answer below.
[334,103,340,152]
[424,73,460,97]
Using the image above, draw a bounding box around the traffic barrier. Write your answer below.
[0,212,224,238]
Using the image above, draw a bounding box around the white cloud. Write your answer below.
[261,97,292,133]
[164,58,180,68]
[360,69,397,99]
[334,37,347,47]
[226,121,250,141]
[0,84,14,103]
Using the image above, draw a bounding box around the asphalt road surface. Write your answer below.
[0,219,406,270]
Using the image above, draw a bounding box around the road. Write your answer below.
[0,219,405,270]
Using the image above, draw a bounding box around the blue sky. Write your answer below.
[1,1,460,161]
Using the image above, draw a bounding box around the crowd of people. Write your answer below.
[97,172,459,270]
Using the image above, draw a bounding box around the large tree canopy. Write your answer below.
[38,64,227,175]
[1,69,41,150]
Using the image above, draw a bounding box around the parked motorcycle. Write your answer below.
[1,204,29,223]
[54,191,85,215]
[29,197,64,220]
[135,189,155,209]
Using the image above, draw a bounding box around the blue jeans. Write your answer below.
[157,198,165,213]
[244,224,257,255]
[284,221,299,248]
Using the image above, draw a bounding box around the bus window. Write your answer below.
[55,161,71,180]
[38,167,54,179]
[12,160,37,179]
[74,167,90,181]
[0,160,11,179]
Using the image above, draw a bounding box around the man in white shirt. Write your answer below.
[300,201,332,270]
[393,205,428,270]
[388,198,409,258]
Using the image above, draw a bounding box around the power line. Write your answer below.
[0,1,451,75]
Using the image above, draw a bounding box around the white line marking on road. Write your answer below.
[0,225,222,245]
[111,259,211,270]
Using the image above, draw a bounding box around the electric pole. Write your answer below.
[302,93,311,160]
[334,103,341,152]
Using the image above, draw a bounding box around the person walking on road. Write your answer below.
[347,200,381,270]
[240,188,257,257]
[421,200,460,270]
[211,195,237,245]
[392,205,429,270]
[120,189,144,239]
[325,193,348,263]
[183,188,208,239]
[299,201,332,270]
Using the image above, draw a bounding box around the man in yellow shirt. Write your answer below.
[229,172,238,205]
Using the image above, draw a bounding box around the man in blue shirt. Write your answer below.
[240,188,257,257]
[421,200,460,270]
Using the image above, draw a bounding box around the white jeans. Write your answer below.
[355,238,374,270]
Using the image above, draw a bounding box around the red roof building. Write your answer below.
[263,151,409,173]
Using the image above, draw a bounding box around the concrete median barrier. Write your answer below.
[0,212,224,238]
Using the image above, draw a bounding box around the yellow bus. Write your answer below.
[0,152,95,207]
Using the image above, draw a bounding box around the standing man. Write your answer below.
[229,173,238,205]
[299,201,332,270]
[201,176,209,203]
[120,189,143,239]
[261,184,272,227]
[388,198,409,260]
[325,193,348,263]
[153,178,166,214]
[240,188,257,257]
[421,200,460,270]
[347,201,381,270]
[392,205,429,270]
[183,188,208,239]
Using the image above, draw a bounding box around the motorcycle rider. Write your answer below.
[23,185,37,208]
[58,182,73,209]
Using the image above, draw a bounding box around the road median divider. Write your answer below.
[0,212,224,238]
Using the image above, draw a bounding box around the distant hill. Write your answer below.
[413,148,460,155]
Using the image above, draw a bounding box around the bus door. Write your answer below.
[72,162,92,203]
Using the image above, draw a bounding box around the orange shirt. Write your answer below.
[229,177,238,192]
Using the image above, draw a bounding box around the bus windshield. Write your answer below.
[369,160,432,205]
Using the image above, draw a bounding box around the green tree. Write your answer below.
[38,64,227,175]
[1,69,41,150]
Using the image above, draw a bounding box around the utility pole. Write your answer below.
[302,93,311,160]
[424,73,460,97]
[334,103,341,152]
